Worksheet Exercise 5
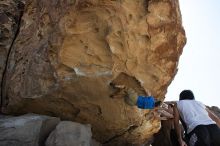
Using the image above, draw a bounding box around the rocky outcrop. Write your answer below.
[209,106,220,118]
[1,0,186,145]
[0,113,60,146]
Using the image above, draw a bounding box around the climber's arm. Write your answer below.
[206,108,220,128]
[157,107,174,119]
[174,103,187,146]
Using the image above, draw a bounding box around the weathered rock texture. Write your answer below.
[1,0,186,145]
[0,113,60,146]
[0,0,24,107]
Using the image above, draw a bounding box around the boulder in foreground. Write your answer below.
[0,113,60,146]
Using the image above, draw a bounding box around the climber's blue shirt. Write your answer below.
[136,96,155,109]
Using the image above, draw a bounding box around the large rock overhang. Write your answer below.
[1,0,186,145]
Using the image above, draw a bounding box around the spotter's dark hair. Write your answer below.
[179,90,195,100]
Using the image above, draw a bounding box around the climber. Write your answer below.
[152,103,180,146]
[124,88,161,109]
[174,90,220,146]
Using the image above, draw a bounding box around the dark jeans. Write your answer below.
[188,124,220,146]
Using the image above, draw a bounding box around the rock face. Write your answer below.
[0,0,186,145]
[46,121,92,146]
[0,0,24,108]
[0,113,60,146]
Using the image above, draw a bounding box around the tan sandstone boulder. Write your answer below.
[1,0,186,145]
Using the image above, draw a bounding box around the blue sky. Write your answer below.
[166,0,220,107]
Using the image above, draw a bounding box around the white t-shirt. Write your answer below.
[177,100,215,133]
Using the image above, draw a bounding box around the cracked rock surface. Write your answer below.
[0,0,186,145]
[0,0,25,107]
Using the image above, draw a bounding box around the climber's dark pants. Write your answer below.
[188,124,220,146]
[170,129,179,146]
